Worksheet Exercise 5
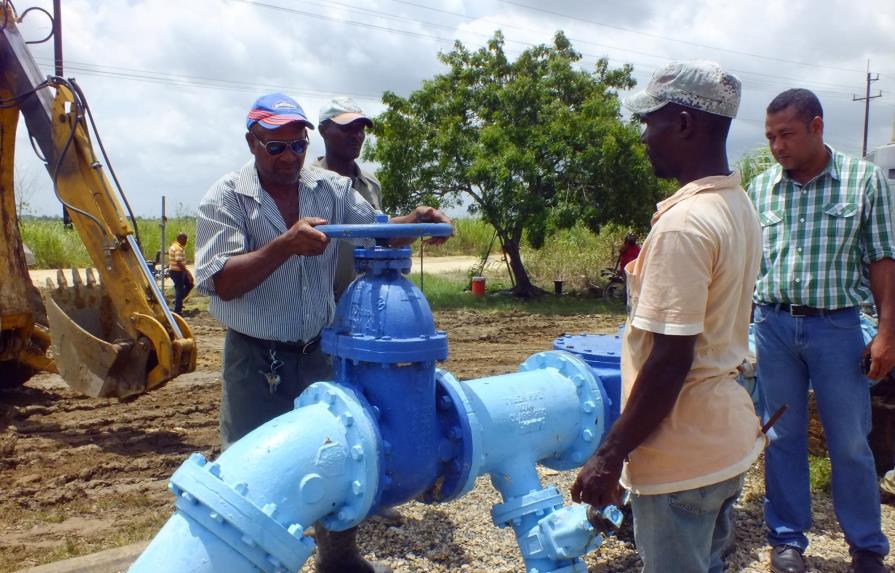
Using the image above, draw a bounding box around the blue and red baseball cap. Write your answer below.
[246,93,315,131]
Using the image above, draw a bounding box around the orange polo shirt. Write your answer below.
[619,172,765,495]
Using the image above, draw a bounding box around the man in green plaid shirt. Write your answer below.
[749,88,894,573]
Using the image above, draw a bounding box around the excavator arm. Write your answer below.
[0,5,195,398]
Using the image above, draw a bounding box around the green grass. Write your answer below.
[414,218,498,257]
[524,223,633,289]
[410,271,628,315]
[21,216,636,298]
[20,218,91,268]
[809,455,833,493]
[19,216,196,269]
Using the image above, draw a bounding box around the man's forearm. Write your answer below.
[870,258,895,332]
[596,334,695,461]
[212,237,293,301]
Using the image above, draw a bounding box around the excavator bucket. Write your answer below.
[45,269,151,399]
[1,9,196,399]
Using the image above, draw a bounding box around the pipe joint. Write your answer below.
[491,486,564,530]
[168,453,314,573]
[294,382,381,531]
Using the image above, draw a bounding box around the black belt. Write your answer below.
[234,330,321,354]
[769,303,849,317]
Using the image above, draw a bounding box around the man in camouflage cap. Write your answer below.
[572,61,764,573]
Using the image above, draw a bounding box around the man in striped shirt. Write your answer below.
[195,92,448,573]
[749,88,893,573]
[167,232,192,315]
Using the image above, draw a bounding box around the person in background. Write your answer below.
[748,88,892,573]
[168,232,193,315]
[572,60,764,573]
[312,96,383,300]
[617,232,641,275]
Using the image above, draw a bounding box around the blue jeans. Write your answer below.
[754,304,888,556]
[631,474,743,573]
[169,270,193,315]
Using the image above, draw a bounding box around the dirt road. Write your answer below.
[25,256,482,287]
[1,308,893,572]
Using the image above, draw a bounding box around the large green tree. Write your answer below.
[367,31,667,296]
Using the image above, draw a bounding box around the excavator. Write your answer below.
[0,3,196,398]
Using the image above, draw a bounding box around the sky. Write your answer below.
[9,0,895,217]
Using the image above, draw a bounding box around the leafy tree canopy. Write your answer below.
[367,31,670,295]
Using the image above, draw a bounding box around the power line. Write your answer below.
[498,0,884,76]
[233,0,874,95]
[33,57,385,101]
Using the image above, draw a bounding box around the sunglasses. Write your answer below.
[251,132,310,156]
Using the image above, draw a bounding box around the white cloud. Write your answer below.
[8,0,894,216]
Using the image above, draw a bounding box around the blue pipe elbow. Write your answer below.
[130,382,379,573]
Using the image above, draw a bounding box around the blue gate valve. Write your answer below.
[131,218,622,573]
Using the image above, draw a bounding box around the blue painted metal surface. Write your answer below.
[553,331,623,431]
[441,352,610,572]
[315,222,453,239]
[133,220,618,573]
[323,237,448,508]
[130,383,380,573]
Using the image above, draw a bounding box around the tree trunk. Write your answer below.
[502,237,543,298]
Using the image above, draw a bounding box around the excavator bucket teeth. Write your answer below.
[46,282,150,399]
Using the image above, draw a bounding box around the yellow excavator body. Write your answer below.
[0,6,196,398]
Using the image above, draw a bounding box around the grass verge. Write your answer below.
[411,272,627,316]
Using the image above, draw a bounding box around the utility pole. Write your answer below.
[853,62,881,157]
[52,0,62,77]
[53,0,73,228]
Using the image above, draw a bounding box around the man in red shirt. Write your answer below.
[618,233,641,273]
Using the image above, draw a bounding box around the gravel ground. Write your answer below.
[296,460,895,573]
[3,308,894,572]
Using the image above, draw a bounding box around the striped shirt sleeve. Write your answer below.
[195,174,247,296]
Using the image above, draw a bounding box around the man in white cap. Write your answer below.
[313,96,384,299]
[572,61,764,573]
[314,99,406,527]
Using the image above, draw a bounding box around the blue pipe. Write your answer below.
[553,331,624,431]
[434,351,615,573]
[133,221,622,573]
[130,383,380,573]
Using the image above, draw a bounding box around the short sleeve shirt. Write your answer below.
[168,241,186,272]
[194,160,375,342]
[748,146,895,309]
[620,172,765,494]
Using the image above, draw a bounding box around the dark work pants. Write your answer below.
[220,329,332,450]
[169,270,193,315]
